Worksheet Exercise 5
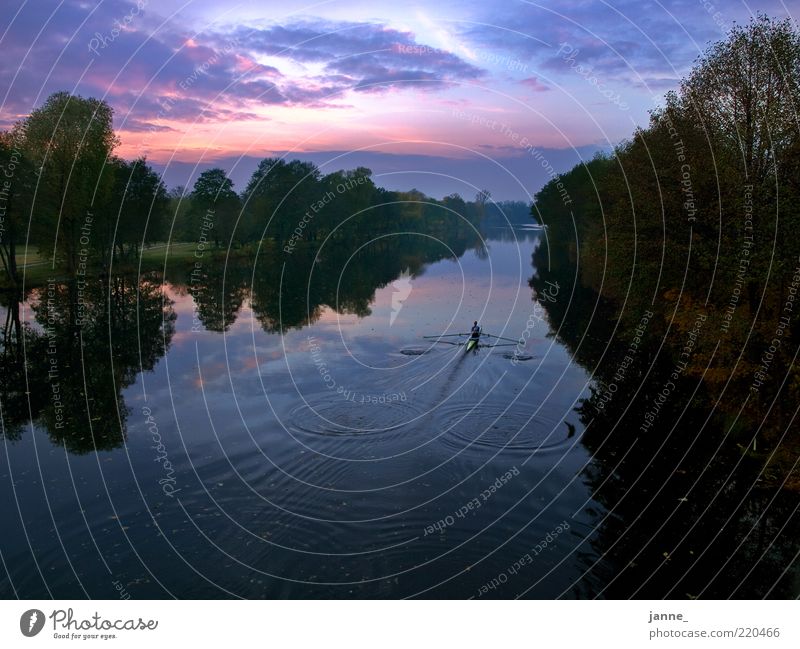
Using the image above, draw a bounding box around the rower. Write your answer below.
[470,321,481,341]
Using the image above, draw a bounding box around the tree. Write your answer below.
[167,185,193,241]
[531,16,800,470]
[0,129,35,287]
[109,157,169,261]
[679,15,800,185]
[474,188,491,220]
[241,158,321,244]
[22,91,118,275]
[318,167,376,240]
[190,168,240,247]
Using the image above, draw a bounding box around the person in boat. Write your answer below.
[470,321,481,343]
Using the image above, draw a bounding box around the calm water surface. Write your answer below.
[1,227,797,598]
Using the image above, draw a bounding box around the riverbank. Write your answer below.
[0,242,243,290]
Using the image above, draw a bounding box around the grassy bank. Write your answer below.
[2,242,202,289]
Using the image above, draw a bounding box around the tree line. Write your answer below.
[0,92,490,289]
[532,15,800,487]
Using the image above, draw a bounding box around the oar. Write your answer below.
[422,333,469,338]
[482,333,520,343]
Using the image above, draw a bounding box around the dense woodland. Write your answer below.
[532,16,800,492]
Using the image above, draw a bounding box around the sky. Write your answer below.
[1,0,797,199]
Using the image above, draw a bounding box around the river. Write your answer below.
[0,225,797,598]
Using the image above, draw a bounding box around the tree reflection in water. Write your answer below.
[530,231,800,598]
[0,277,176,453]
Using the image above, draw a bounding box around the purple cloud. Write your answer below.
[459,0,757,90]
[232,20,484,94]
[0,2,484,131]
[520,77,551,92]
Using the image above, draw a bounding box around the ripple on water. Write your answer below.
[400,348,429,356]
[436,403,571,454]
[285,393,425,438]
[502,352,533,361]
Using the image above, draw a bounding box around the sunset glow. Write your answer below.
[2,0,793,196]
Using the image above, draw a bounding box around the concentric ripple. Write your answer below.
[437,403,570,453]
[285,393,426,437]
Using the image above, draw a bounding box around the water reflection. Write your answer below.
[530,232,800,598]
[0,224,795,599]
[0,289,27,442]
[1,277,175,452]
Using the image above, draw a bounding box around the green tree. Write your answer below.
[22,91,118,275]
[242,158,321,244]
[109,157,169,261]
[167,185,193,241]
[318,167,376,240]
[680,15,800,185]
[532,15,800,476]
[0,129,35,287]
[190,168,240,247]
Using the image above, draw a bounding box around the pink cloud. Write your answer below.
[520,77,551,92]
